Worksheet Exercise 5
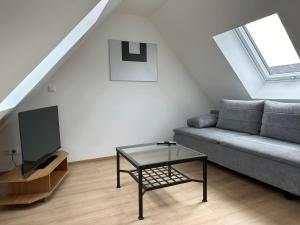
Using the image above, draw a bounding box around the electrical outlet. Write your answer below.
[47,84,56,92]
[3,149,17,156]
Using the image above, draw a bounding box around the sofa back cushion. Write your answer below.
[216,99,264,134]
[260,101,300,144]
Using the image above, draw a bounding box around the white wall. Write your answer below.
[0,13,212,171]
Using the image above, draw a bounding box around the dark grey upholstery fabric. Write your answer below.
[173,127,249,144]
[174,132,300,196]
[220,135,300,168]
[216,99,264,134]
[210,110,219,115]
[187,114,218,128]
[260,101,300,144]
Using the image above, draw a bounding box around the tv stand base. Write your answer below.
[37,155,58,169]
[0,151,68,206]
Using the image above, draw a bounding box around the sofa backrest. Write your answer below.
[260,100,300,144]
[216,99,264,134]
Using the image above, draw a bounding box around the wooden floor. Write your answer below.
[0,158,300,225]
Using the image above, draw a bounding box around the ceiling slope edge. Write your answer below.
[0,0,118,121]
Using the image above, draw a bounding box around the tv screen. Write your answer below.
[19,106,61,177]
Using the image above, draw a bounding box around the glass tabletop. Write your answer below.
[117,143,207,167]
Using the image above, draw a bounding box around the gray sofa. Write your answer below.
[174,99,300,198]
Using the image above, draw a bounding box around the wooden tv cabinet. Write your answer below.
[0,151,69,206]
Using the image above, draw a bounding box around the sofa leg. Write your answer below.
[284,192,297,200]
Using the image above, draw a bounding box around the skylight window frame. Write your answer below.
[235,26,300,82]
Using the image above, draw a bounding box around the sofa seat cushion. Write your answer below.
[173,127,250,144]
[261,100,300,144]
[216,99,264,135]
[220,135,300,169]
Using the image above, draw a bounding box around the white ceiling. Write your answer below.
[116,0,167,17]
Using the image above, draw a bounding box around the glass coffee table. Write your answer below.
[116,143,208,220]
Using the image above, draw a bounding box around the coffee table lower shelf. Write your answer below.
[118,163,207,220]
[123,166,202,193]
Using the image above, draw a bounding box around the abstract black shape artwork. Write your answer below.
[121,41,147,62]
[109,40,157,82]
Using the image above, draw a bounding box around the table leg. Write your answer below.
[202,158,207,202]
[168,148,172,177]
[116,151,120,188]
[138,168,144,220]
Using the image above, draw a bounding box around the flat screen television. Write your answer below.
[19,106,61,177]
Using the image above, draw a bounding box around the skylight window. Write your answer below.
[236,13,300,80]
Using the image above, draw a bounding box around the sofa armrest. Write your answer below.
[210,109,219,116]
[187,113,218,128]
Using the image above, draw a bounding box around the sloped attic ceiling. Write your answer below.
[0,0,122,119]
[2,0,299,118]
[116,0,167,17]
[214,12,300,100]
[0,0,99,102]
[276,1,300,55]
[150,0,300,105]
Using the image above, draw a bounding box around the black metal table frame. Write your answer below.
[116,144,208,220]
